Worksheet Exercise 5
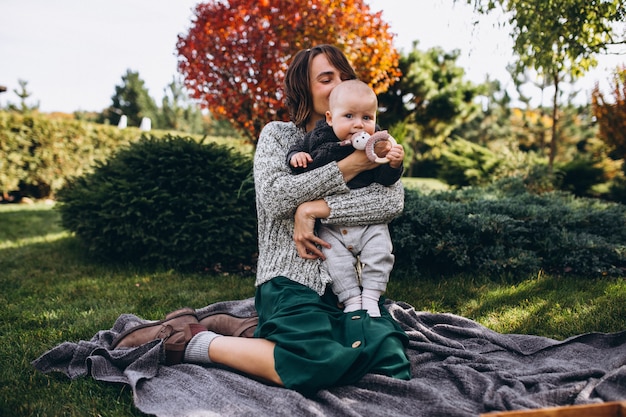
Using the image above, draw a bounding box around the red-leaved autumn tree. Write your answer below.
[592,66,626,158]
[176,0,399,142]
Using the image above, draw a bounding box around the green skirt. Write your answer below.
[254,277,411,395]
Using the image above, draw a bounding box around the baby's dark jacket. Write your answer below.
[287,120,403,189]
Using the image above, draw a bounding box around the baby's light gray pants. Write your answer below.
[318,223,394,302]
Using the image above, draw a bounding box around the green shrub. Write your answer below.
[437,137,502,187]
[0,111,140,199]
[0,113,30,196]
[391,177,626,278]
[57,135,257,272]
[557,157,607,197]
[608,163,626,204]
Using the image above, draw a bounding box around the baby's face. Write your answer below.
[325,92,377,141]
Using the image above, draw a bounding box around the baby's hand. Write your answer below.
[290,152,313,169]
[374,139,392,158]
[385,142,405,169]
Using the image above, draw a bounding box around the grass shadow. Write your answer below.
[462,274,626,338]
[388,272,626,339]
[0,203,64,242]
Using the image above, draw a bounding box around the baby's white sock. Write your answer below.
[362,289,383,317]
[343,294,362,313]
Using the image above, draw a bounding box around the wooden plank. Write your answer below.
[480,401,626,417]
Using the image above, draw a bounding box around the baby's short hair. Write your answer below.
[329,79,377,110]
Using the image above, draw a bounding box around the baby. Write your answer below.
[287,79,405,317]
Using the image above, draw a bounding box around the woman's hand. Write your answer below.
[336,150,378,182]
[294,200,331,260]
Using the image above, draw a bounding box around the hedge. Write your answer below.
[0,111,142,199]
[391,178,626,278]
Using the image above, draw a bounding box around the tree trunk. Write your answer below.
[549,73,559,169]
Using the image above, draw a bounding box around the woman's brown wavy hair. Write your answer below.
[284,45,357,131]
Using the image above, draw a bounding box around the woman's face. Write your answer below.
[307,53,347,131]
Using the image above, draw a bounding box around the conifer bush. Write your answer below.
[558,157,606,197]
[437,137,502,187]
[57,135,257,272]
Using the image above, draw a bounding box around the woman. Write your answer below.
[113,44,410,395]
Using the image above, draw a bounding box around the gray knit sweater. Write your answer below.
[253,121,404,295]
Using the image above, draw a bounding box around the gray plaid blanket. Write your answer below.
[32,298,626,417]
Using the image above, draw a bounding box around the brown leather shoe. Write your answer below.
[197,312,258,338]
[111,308,199,350]
[163,323,207,365]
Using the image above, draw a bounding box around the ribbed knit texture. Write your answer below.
[253,121,405,295]
[183,331,221,364]
[343,295,362,313]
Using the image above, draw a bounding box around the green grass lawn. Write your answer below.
[1,203,625,416]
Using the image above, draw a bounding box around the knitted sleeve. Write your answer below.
[322,181,404,227]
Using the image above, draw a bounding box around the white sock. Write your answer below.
[343,294,362,313]
[183,331,221,364]
[362,289,383,317]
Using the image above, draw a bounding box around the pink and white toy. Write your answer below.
[341,130,397,164]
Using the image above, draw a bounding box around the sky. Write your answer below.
[1,0,624,113]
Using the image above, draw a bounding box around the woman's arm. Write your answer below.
[336,150,379,183]
[256,122,404,257]
[254,122,349,219]
[323,180,404,226]
[292,182,404,259]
